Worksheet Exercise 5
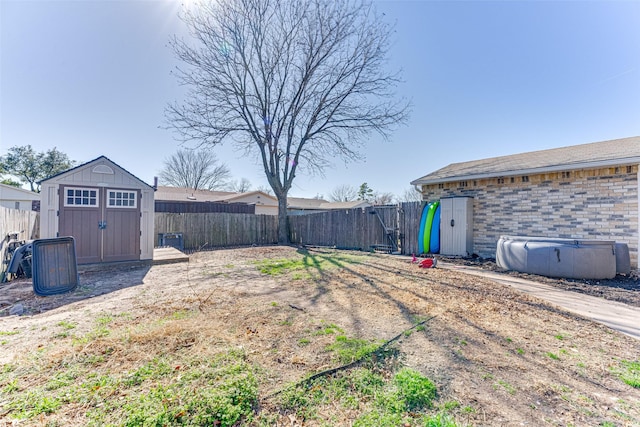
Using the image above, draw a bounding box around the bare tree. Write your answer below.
[328,184,358,202]
[166,0,409,243]
[227,177,252,193]
[372,192,395,205]
[399,186,423,202]
[256,185,274,196]
[159,149,231,190]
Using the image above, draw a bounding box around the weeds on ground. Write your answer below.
[254,250,365,279]
[611,359,640,388]
[274,358,460,427]
[3,348,258,426]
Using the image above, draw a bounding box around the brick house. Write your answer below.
[410,136,640,268]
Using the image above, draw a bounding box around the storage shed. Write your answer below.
[410,136,640,269]
[40,156,155,264]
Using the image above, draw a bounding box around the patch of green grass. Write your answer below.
[314,322,344,335]
[4,349,257,426]
[278,360,456,427]
[393,367,437,410]
[555,334,565,340]
[123,358,173,387]
[254,252,364,278]
[298,338,311,346]
[495,380,516,395]
[255,258,311,276]
[0,330,19,336]
[439,400,460,411]
[326,335,382,364]
[57,321,76,330]
[223,264,234,268]
[546,352,560,360]
[170,310,193,320]
[516,348,524,355]
[416,325,426,332]
[611,359,640,388]
[270,302,278,307]
[7,391,61,419]
[3,379,19,394]
[505,337,513,343]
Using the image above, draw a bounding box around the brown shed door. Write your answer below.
[59,186,140,264]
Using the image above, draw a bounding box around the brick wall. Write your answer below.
[420,166,639,268]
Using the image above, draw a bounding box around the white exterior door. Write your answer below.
[440,197,474,256]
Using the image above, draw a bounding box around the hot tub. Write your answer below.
[496,236,622,280]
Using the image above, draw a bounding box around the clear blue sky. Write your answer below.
[1,0,639,199]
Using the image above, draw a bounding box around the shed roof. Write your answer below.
[411,136,640,185]
[40,155,153,189]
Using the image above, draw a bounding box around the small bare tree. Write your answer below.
[372,192,395,205]
[159,149,231,190]
[399,186,423,202]
[226,178,252,193]
[166,0,409,243]
[328,184,358,202]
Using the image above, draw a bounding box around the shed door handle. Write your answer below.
[450,219,455,227]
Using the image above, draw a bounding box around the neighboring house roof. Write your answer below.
[0,183,41,200]
[319,201,370,210]
[155,186,277,205]
[155,189,370,211]
[155,186,239,202]
[411,136,640,185]
[287,197,327,209]
[40,155,154,189]
[287,197,370,210]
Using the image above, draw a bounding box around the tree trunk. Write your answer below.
[277,194,289,244]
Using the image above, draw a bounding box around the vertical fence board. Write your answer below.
[0,206,39,241]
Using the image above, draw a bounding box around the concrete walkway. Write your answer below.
[440,263,640,340]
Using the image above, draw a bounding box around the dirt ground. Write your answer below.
[1,246,639,426]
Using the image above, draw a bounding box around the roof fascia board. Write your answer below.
[412,157,640,185]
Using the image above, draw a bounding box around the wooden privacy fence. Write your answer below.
[155,212,278,250]
[0,206,39,240]
[154,203,425,254]
[288,206,400,251]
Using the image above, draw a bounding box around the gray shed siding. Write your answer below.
[420,166,639,268]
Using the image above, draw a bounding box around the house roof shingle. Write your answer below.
[411,136,640,185]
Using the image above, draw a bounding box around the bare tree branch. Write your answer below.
[159,149,231,190]
[165,0,410,242]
